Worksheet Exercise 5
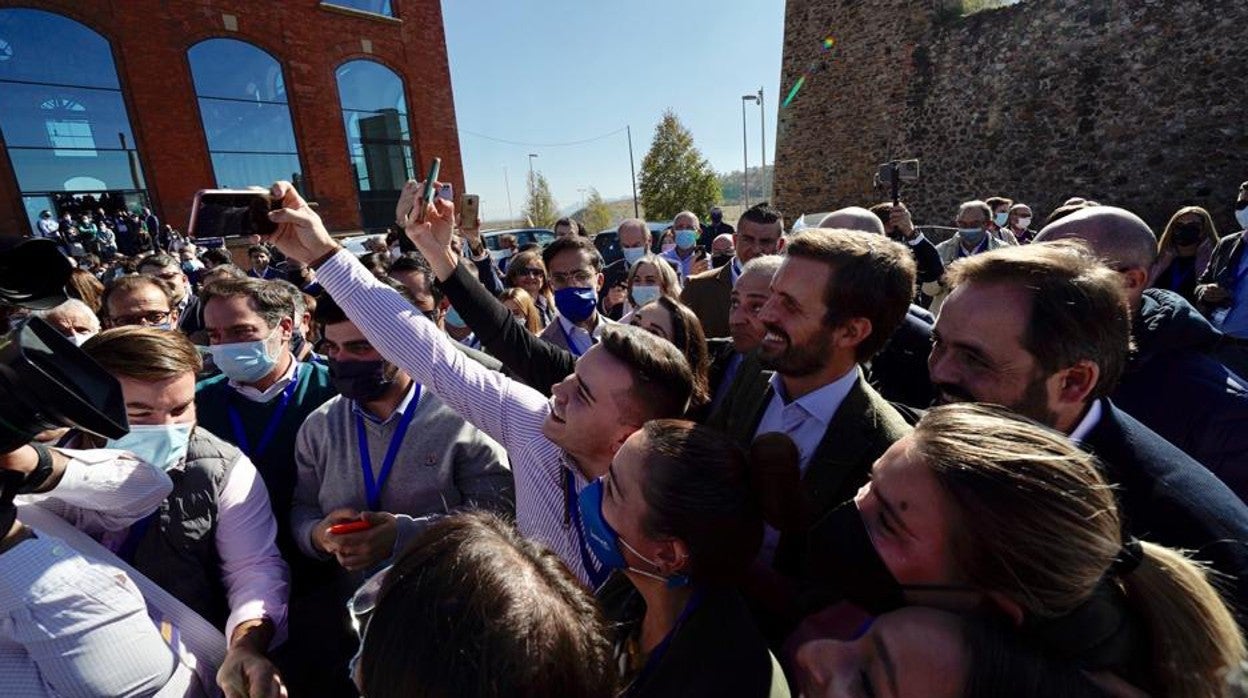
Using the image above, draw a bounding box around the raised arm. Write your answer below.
[265,181,550,453]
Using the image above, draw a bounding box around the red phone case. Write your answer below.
[328,519,373,535]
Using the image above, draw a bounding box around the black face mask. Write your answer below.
[328,358,395,402]
[290,329,308,358]
[1172,223,1203,247]
[712,253,732,269]
[807,500,977,615]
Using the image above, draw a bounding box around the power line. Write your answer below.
[458,126,628,148]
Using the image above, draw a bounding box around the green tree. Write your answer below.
[581,187,613,233]
[524,171,559,228]
[638,110,721,220]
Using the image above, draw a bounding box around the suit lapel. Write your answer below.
[801,375,879,514]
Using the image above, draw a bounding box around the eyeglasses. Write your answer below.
[110,310,171,327]
[550,270,595,287]
[515,267,545,278]
[346,565,393,682]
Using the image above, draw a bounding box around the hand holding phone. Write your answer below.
[416,158,442,223]
[328,519,374,535]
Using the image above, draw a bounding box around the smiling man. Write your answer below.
[930,241,1248,619]
[711,229,916,572]
[263,180,695,590]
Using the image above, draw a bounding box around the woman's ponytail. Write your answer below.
[1119,542,1245,698]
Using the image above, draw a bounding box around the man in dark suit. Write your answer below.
[1195,180,1248,378]
[710,229,916,577]
[930,241,1248,621]
[681,202,785,338]
[1037,206,1248,499]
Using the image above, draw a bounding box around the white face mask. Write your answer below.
[1017,217,1032,229]
[68,331,97,347]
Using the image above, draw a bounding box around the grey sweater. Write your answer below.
[291,383,513,562]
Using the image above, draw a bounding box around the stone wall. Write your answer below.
[774,0,1248,233]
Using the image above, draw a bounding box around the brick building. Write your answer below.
[0,0,463,239]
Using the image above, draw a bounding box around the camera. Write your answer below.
[873,159,920,206]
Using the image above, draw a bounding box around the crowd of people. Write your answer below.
[1,175,1247,698]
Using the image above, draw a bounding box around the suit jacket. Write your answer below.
[867,305,935,410]
[1082,401,1248,624]
[1197,230,1247,314]
[680,263,734,338]
[710,367,912,574]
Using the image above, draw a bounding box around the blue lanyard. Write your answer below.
[354,386,422,512]
[227,365,301,459]
[559,320,590,357]
[625,589,706,695]
[565,468,612,590]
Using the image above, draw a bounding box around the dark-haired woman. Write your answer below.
[581,420,789,697]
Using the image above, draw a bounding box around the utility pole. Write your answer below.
[758,87,766,199]
[741,97,751,208]
[627,125,639,218]
[503,165,514,222]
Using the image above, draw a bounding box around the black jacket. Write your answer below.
[867,304,935,410]
[905,234,943,307]
[597,575,788,698]
[1082,400,1248,625]
[438,263,574,396]
[1112,289,1248,500]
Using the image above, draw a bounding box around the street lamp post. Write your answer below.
[742,94,760,209]
[503,165,514,222]
[757,87,766,199]
[527,153,538,199]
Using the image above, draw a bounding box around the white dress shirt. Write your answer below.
[50,438,290,645]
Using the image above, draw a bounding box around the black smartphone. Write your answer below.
[416,157,442,223]
[188,189,282,238]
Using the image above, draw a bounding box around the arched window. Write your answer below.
[0,9,148,232]
[188,39,303,189]
[335,60,413,230]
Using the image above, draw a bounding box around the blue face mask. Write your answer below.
[622,246,646,266]
[554,286,598,324]
[444,306,467,328]
[107,423,193,471]
[630,284,662,308]
[210,329,280,383]
[675,229,698,250]
[994,212,1009,227]
[578,478,689,587]
[959,227,987,247]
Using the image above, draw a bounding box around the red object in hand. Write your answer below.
[328,519,373,535]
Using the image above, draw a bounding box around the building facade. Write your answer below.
[0,0,463,238]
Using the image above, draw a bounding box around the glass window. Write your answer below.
[322,1,394,18]
[0,9,148,234]
[335,60,413,230]
[188,39,303,189]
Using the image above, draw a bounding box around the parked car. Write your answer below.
[482,228,556,263]
[593,221,672,266]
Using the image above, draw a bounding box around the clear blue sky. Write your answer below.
[439,0,786,222]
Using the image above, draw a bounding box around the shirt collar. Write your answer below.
[352,380,419,425]
[767,365,859,427]
[228,354,298,402]
[1068,399,1104,444]
[559,313,611,340]
[730,256,743,284]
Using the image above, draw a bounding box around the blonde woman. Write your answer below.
[798,403,1244,698]
[503,249,554,325]
[498,287,543,334]
[1151,206,1219,303]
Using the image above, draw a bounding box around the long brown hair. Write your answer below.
[913,404,1244,697]
[498,287,543,333]
[1158,206,1219,251]
[66,268,105,314]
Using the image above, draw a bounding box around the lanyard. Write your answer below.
[227,365,301,460]
[565,468,613,590]
[354,385,422,512]
[559,320,591,358]
[625,589,706,695]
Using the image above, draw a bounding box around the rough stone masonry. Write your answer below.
[773,0,1248,233]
